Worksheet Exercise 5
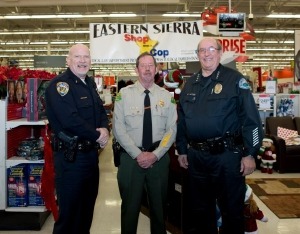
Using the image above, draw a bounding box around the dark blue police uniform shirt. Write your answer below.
[45,68,109,142]
[176,64,263,157]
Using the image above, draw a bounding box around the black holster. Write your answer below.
[51,132,78,162]
[112,138,122,167]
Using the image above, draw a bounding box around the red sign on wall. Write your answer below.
[217,38,246,54]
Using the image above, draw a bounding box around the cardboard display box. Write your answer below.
[26,78,50,121]
[7,164,28,207]
[27,164,44,206]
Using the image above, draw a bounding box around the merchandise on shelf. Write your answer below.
[7,163,45,207]
[7,164,28,207]
[276,98,294,117]
[26,78,50,121]
[27,163,45,206]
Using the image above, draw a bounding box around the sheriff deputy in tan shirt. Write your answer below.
[112,52,177,234]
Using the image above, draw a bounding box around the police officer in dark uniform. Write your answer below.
[176,38,263,234]
[45,44,109,234]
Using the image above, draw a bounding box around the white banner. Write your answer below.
[89,21,203,64]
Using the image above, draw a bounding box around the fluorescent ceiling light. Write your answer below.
[109,13,137,17]
[2,14,83,19]
[253,58,293,61]
[247,41,294,44]
[0,49,69,52]
[246,61,291,64]
[247,48,294,51]
[1,13,137,19]
[0,41,89,45]
[163,13,200,17]
[252,53,293,57]
[253,30,294,33]
[267,14,300,19]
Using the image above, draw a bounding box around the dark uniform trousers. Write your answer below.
[53,149,99,234]
[117,152,170,234]
[186,148,245,234]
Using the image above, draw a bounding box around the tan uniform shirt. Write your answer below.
[112,81,177,160]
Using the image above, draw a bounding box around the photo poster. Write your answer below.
[7,80,26,104]
[295,30,300,81]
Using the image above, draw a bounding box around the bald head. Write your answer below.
[66,43,91,79]
[68,43,90,57]
[197,38,222,52]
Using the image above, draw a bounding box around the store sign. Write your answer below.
[216,37,247,64]
[34,55,66,68]
[217,38,246,54]
[89,21,203,64]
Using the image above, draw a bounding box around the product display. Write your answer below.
[17,139,44,160]
[26,78,50,121]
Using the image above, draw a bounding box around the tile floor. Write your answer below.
[1,142,300,234]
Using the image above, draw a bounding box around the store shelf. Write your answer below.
[6,118,47,130]
[1,100,48,212]
[5,206,47,212]
[6,156,44,168]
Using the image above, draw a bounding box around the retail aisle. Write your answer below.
[1,140,300,233]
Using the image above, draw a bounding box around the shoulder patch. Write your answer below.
[239,78,250,90]
[56,82,69,96]
[115,92,122,101]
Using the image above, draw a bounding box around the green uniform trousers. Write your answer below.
[117,151,170,234]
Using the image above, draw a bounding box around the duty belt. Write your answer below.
[53,137,100,152]
[189,133,243,155]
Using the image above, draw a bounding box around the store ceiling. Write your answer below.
[0,0,299,74]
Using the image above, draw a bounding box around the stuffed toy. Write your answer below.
[244,184,268,234]
[257,138,276,174]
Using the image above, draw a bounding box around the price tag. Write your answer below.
[259,95,271,109]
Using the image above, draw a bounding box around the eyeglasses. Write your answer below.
[139,63,155,69]
[196,47,220,54]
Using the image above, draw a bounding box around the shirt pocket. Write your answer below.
[182,93,197,118]
[76,97,93,119]
[153,105,169,131]
[124,106,143,131]
[206,93,236,117]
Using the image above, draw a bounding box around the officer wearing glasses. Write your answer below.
[176,37,263,234]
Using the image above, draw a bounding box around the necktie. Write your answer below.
[142,90,152,150]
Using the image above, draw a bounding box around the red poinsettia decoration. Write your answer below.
[8,67,24,81]
[23,69,56,80]
[0,66,8,85]
[0,66,56,98]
